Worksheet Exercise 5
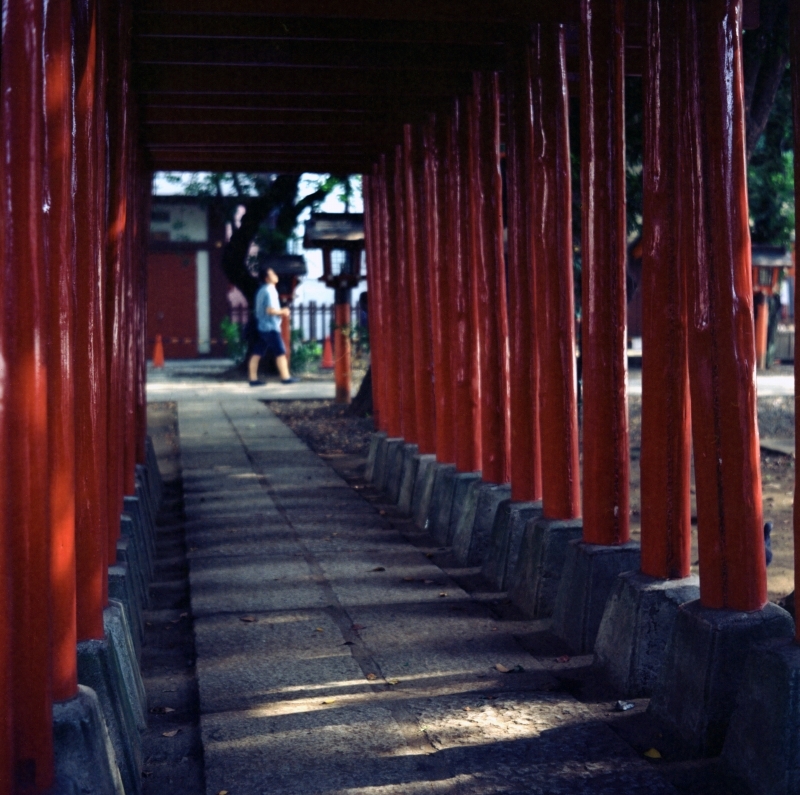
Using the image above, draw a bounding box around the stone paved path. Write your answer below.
[173,393,679,795]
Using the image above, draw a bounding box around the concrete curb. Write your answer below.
[428,465,459,545]
[375,437,403,493]
[365,431,387,482]
[593,571,700,697]
[104,600,148,732]
[124,495,155,579]
[108,561,143,659]
[385,439,407,504]
[649,600,794,756]
[410,456,441,528]
[53,686,125,795]
[482,500,543,591]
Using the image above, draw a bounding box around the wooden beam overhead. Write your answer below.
[134,37,506,72]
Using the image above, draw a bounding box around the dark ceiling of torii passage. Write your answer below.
[132,0,758,175]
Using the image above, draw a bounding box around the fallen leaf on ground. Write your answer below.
[379,510,387,516]
[150,706,176,714]
[321,698,336,704]
[463,706,472,712]
[490,627,498,631]
[239,616,257,623]
[495,664,511,673]
[162,729,180,738]
[315,628,324,632]
[342,641,354,646]
[556,655,570,663]
[218,790,229,795]
[438,592,448,598]
[366,673,378,681]
[425,553,434,558]
[371,566,386,572]
[424,580,434,584]
[180,612,188,618]
[402,576,416,582]
[387,678,400,685]
[644,748,662,759]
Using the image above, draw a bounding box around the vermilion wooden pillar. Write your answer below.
[579,0,630,546]
[74,0,109,642]
[424,116,456,464]
[378,156,402,437]
[393,145,418,442]
[363,174,384,430]
[468,73,511,486]
[530,25,581,520]
[680,0,766,612]
[45,0,79,704]
[448,97,482,473]
[2,0,54,787]
[333,296,351,404]
[403,125,437,454]
[640,0,692,581]
[791,0,800,641]
[507,41,542,503]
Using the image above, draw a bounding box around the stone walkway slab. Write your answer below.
[173,393,679,795]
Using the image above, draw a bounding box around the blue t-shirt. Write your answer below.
[255,283,281,333]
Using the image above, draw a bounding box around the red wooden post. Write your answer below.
[579,0,630,546]
[2,0,55,787]
[393,144,418,442]
[424,117,456,464]
[681,0,766,612]
[530,25,582,520]
[333,298,351,403]
[448,97,482,473]
[45,0,79,704]
[507,42,542,503]
[403,124,437,454]
[378,156,403,438]
[75,0,109,642]
[363,174,384,429]
[791,0,800,641]
[468,72,511,485]
[640,0,692,580]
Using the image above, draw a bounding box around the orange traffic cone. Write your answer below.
[153,334,165,368]
[321,335,334,369]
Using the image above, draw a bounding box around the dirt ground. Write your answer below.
[270,394,797,603]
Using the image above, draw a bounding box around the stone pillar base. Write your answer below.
[365,431,387,482]
[482,500,543,591]
[552,539,641,654]
[446,472,483,546]
[124,494,155,576]
[104,601,147,732]
[375,437,404,493]
[121,512,152,583]
[108,562,143,659]
[405,454,436,519]
[413,462,455,531]
[594,571,700,697]
[78,633,144,795]
[385,439,407,503]
[53,686,125,795]
[508,518,583,618]
[648,600,794,757]
[428,465,459,544]
[451,482,511,566]
[722,638,800,795]
[396,445,422,515]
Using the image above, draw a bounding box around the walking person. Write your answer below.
[248,267,298,386]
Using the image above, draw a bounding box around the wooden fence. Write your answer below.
[290,301,361,342]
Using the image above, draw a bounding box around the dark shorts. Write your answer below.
[252,329,286,357]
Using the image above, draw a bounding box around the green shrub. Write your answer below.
[291,330,322,372]
[220,316,248,363]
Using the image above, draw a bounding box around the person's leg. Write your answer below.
[248,354,261,382]
[275,355,290,380]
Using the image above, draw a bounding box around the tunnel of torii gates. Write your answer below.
[0,0,799,790]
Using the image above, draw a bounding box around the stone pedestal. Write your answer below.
[446,472,483,546]
[451,482,511,566]
[121,512,152,582]
[403,453,435,518]
[104,601,147,732]
[722,638,800,795]
[551,539,641,654]
[395,445,421,515]
[428,465,459,544]
[594,571,700,697]
[375,437,404,493]
[124,495,155,576]
[482,500,543,591]
[365,431,387,482]
[414,462,455,531]
[385,439,407,504]
[108,562,143,658]
[78,634,143,795]
[53,686,125,795]
[649,600,794,757]
[508,518,584,618]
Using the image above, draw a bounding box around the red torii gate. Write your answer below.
[0,0,798,791]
